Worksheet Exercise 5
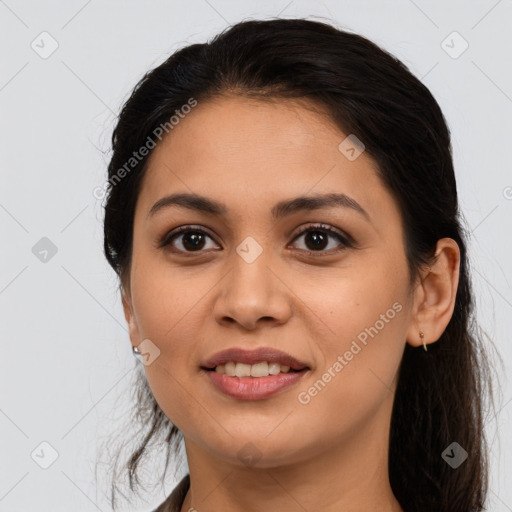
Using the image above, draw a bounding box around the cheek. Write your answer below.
[129,261,212,428]
[297,256,408,347]
[293,287,408,445]
[130,254,207,347]
[297,253,410,397]
[131,290,201,432]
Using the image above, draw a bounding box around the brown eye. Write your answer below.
[159,226,219,253]
[290,224,352,255]
[158,223,353,257]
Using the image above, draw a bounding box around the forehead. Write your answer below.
[137,95,392,223]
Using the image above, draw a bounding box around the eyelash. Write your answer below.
[158,223,353,257]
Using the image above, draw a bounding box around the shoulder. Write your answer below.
[152,474,190,512]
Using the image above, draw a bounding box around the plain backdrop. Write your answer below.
[1,0,511,510]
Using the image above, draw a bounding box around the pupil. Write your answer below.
[183,232,205,251]
[306,231,327,251]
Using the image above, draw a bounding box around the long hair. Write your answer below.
[100,18,497,511]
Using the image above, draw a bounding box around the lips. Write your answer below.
[201,347,309,371]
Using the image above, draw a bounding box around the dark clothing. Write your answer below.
[153,474,190,512]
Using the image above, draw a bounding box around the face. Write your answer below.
[123,95,416,468]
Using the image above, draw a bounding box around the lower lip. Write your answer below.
[202,369,308,400]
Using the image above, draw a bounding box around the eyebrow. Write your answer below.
[147,192,370,221]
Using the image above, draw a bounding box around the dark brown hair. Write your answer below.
[100,17,497,512]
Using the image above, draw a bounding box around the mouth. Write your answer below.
[200,347,310,400]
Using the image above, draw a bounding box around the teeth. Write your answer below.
[235,363,251,377]
[268,362,281,375]
[215,361,293,377]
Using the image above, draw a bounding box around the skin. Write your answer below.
[122,95,460,512]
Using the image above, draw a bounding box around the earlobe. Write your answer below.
[121,287,141,348]
[406,238,460,349]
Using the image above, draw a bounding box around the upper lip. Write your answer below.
[201,347,310,371]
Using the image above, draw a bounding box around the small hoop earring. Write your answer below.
[132,345,141,355]
[419,330,427,351]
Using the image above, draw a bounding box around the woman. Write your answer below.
[101,18,494,512]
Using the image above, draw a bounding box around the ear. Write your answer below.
[121,284,141,348]
[406,238,460,349]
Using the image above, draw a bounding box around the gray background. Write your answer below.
[1,0,511,510]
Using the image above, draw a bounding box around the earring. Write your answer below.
[132,345,141,355]
[419,330,427,351]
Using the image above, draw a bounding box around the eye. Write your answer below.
[158,225,220,254]
[158,223,353,256]
[289,223,353,255]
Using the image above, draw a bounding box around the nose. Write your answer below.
[212,247,292,331]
